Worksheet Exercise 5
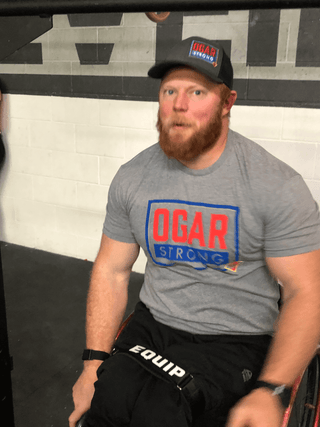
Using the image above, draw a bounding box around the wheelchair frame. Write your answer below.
[282,352,320,427]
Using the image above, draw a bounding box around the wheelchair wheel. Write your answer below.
[283,354,320,427]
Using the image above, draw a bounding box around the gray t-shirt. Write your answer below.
[103,130,320,335]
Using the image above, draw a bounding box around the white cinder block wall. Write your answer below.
[0,96,159,272]
[1,96,319,274]
[0,11,320,274]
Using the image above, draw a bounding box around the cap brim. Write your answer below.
[148,60,224,85]
[148,61,188,79]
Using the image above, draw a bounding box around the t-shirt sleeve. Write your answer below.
[264,175,320,257]
[103,167,137,244]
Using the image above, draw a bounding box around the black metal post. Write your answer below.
[0,0,319,16]
[0,242,15,427]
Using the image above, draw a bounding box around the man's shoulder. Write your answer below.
[228,129,299,181]
[113,142,166,191]
[121,142,163,172]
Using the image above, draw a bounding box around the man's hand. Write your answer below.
[69,361,101,427]
[226,388,285,427]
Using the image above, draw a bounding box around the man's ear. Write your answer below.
[223,90,237,116]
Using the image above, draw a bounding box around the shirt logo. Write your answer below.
[224,261,242,273]
[189,40,219,67]
[242,369,253,383]
[145,200,240,270]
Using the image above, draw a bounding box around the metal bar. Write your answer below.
[0,0,319,17]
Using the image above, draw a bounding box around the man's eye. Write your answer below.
[166,89,174,95]
[194,90,202,95]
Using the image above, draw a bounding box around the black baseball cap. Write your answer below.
[148,36,233,89]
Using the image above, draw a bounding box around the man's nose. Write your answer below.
[173,92,188,111]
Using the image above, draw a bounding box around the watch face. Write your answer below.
[272,385,292,408]
[273,385,286,395]
[254,381,292,408]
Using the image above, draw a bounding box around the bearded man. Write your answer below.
[69,37,320,427]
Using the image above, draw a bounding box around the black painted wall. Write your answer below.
[0,10,319,108]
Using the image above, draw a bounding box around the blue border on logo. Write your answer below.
[145,199,240,270]
[188,40,219,65]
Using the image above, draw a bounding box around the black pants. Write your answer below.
[84,302,271,427]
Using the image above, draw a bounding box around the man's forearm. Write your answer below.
[258,291,320,386]
[85,263,129,354]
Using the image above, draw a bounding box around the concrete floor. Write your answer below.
[3,242,320,427]
[1,242,143,427]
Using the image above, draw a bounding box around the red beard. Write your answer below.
[156,104,223,163]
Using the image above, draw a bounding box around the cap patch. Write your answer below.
[189,40,219,67]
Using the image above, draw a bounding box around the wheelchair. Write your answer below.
[282,351,320,427]
[76,315,320,427]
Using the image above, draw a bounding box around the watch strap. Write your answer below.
[82,349,110,361]
[253,380,292,408]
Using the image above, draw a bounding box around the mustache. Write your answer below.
[165,117,194,127]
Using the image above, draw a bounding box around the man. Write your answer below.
[69,37,320,427]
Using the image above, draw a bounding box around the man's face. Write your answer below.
[157,67,229,162]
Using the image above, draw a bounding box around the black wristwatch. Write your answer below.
[82,349,110,361]
[253,381,292,408]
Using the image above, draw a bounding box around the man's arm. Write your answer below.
[227,248,320,427]
[69,234,140,427]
